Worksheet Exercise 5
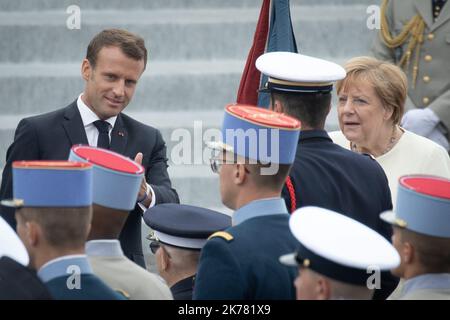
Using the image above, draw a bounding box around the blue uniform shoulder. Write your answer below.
[45,274,126,300]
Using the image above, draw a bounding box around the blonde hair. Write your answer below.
[336,56,407,125]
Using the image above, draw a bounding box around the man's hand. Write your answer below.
[401,108,439,137]
[134,152,152,207]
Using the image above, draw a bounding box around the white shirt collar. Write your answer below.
[39,254,88,272]
[77,93,117,129]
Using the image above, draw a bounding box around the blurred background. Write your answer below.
[0,0,378,265]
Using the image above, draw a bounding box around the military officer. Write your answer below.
[69,145,173,300]
[193,104,301,300]
[143,203,231,300]
[380,175,450,300]
[0,215,52,299]
[255,52,397,299]
[372,0,450,150]
[280,206,400,300]
[2,160,125,300]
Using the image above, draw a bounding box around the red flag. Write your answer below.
[236,0,271,105]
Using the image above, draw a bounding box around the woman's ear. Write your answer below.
[383,105,395,121]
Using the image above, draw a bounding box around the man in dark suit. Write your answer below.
[255,52,397,299]
[0,29,179,268]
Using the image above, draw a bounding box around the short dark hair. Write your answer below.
[272,91,331,129]
[399,227,450,273]
[17,207,92,250]
[247,163,292,191]
[86,29,147,69]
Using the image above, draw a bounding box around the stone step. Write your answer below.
[0,109,340,170]
[0,58,349,115]
[0,5,375,62]
[0,60,244,114]
[0,0,378,11]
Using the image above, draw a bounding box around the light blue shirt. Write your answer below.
[232,197,288,226]
[402,273,450,298]
[85,240,124,257]
[38,255,93,283]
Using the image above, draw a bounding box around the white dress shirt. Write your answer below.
[77,94,155,209]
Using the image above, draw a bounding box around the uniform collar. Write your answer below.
[85,240,124,257]
[77,93,117,129]
[402,273,450,297]
[233,198,288,226]
[38,255,92,283]
[171,275,195,295]
[299,130,332,143]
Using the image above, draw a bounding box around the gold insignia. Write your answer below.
[0,199,24,208]
[395,218,408,228]
[115,289,130,299]
[208,231,234,242]
[303,259,311,268]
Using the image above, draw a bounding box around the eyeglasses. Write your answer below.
[149,241,161,254]
[149,241,172,258]
[210,157,224,174]
[210,157,251,174]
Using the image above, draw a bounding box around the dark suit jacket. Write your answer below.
[0,256,52,300]
[0,101,179,267]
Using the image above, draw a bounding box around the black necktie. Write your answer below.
[93,120,110,149]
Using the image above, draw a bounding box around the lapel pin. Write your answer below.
[118,131,125,137]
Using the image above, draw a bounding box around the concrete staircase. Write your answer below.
[0,0,378,262]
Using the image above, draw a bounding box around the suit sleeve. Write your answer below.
[193,238,246,300]
[146,129,179,205]
[0,118,40,226]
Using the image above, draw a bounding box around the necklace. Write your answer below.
[351,126,401,157]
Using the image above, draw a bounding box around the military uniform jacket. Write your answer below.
[389,273,450,300]
[171,276,196,300]
[86,240,173,300]
[193,198,298,300]
[38,255,125,300]
[282,130,397,299]
[372,0,450,132]
[282,130,392,238]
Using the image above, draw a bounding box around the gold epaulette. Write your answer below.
[208,231,234,242]
[115,289,131,299]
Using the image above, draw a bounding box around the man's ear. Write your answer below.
[160,248,170,272]
[316,276,331,300]
[233,164,247,186]
[81,59,92,81]
[272,99,284,113]
[402,241,415,265]
[26,221,41,248]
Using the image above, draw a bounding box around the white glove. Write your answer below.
[427,127,450,151]
[401,108,439,137]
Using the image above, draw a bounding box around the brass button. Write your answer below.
[424,55,432,62]
[427,33,435,40]
[423,76,431,83]
[423,97,430,105]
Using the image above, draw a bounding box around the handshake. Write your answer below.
[402,108,449,151]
